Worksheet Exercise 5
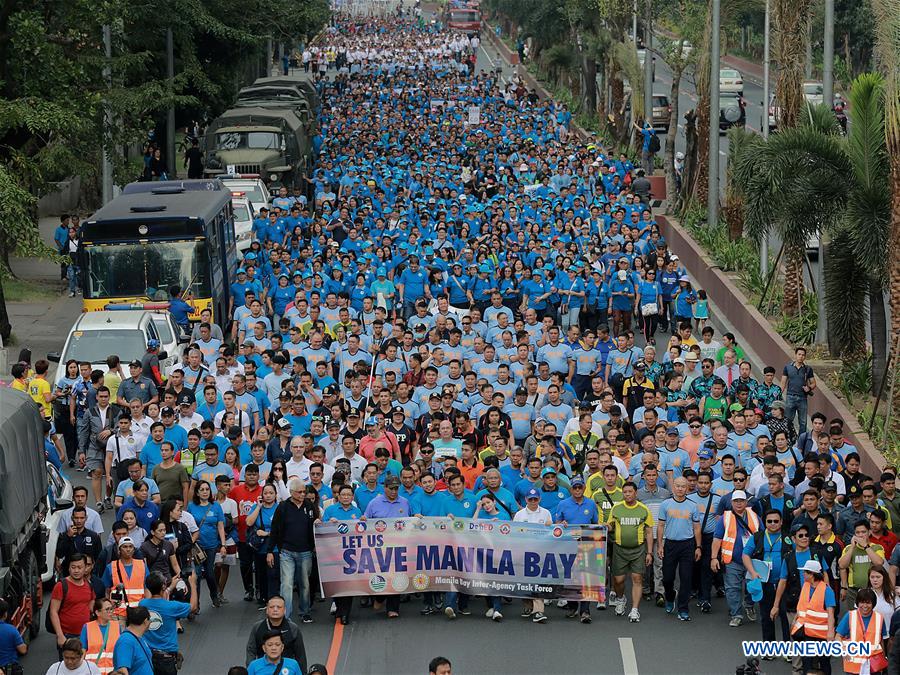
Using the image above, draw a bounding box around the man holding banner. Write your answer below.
[362,475,412,619]
[513,488,554,623]
[555,475,601,623]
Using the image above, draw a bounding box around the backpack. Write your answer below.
[45,578,95,633]
[648,134,661,153]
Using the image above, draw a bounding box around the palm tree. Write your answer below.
[870,0,900,425]
[733,106,849,318]
[771,0,814,130]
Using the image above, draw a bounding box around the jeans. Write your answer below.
[724,560,747,618]
[444,592,468,611]
[785,394,809,435]
[194,547,218,604]
[560,305,580,330]
[662,539,694,613]
[280,549,313,619]
[67,264,80,295]
[253,551,279,601]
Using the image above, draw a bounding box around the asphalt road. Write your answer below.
[20,18,794,675]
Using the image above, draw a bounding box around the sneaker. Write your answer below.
[614,595,627,616]
[330,602,337,615]
[655,593,665,608]
[458,607,471,616]
[218,597,230,604]
[96,501,105,513]
[444,607,456,620]
[520,608,533,618]
[596,599,607,610]
[628,608,641,623]
[580,613,592,624]
[531,612,548,623]
[665,601,675,614]
[420,606,435,615]
[103,497,112,509]
[69,291,76,298]
[302,615,313,624]
[729,616,743,627]
[745,606,757,622]
[244,590,255,602]
[212,595,222,608]
[565,608,579,618]
[485,608,495,618]
[492,611,503,622]
[699,601,711,614]
[556,599,567,608]
[678,612,691,621]
[716,587,725,598]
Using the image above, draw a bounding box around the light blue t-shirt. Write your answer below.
[657,497,700,541]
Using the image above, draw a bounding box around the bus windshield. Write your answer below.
[450,10,479,23]
[216,131,282,150]
[83,240,211,300]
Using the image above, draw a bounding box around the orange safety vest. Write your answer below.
[791,581,830,639]
[843,609,886,673]
[84,620,121,675]
[720,509,760,563]
[110,559,146,616]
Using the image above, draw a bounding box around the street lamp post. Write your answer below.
[823,0,834,106]
[166,28,176,179]
[102,24,113,204]
[643,0,653,128]
[707,0,721,227]
[760,0,770,278]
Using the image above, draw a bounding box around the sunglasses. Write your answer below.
[689,424,701,429]
[765,519,781,524]
[795,532,810,538]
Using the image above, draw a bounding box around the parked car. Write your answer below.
[231,194,255,252]
[803,81,824,106]
[719,68,744,96]
[48,310,187,383]
[220,176,270,214]
[42,462,73,584]
[650,95,671,133]
[719,92,746,131]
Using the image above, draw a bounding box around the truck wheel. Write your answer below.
[24,550,41,641]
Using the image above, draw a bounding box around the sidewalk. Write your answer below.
[5,216,84,367]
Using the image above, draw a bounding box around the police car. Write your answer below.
[221,175,270,214]
[231,192,255,252]
[49,309,187,383]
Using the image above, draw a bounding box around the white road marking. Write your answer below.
[619,637,640,675]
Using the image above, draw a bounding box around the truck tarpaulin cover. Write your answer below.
[0,388,48,545]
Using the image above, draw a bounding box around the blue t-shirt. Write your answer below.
[139,597,191,652]
[658,497,700,541]
[248,656,304,675]
[113,630,154,675]
[323,503,363,521]
[0,620,23,664]
[186,501,225,549]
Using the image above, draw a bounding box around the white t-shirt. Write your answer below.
[285,457,312,482]
[45,661,101,675]
[513,506,552,525]
[330,453,368,482]
[219,497,238,544]
[179,510,199,534]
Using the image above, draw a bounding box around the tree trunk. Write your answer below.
[611,76,626,144]
[782,243,806,316]
[582,55,597,117]
[0,274,10,343]
[870,280,888,396]
[664,65,684,212]
[773,0,813,130]
[889,161,900,430]
[691,1,714,208]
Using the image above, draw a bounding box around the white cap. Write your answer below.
[800,560,822,574]
[731,490,748,501]
[118,536,136,549]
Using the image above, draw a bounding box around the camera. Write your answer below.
[736,658,761,675]
[110,583,126,604]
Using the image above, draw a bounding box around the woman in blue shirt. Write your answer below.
[322,485,363,624]
[186,481,226,608]
[637,268,663,344]
[246,483,281,603]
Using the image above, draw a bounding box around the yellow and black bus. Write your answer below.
[80,182,237,325]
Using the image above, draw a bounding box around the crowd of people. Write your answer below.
[2,7,898,675]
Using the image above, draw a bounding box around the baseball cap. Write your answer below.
[633,362,646,370]
[429,392,442,400]
[161,406,175,416]
[364,418,377,427]
[515,387,527,396]
[848,485,862,498]
[177,393,193,406]
[666,427,679,436]
[128,360,143,368]
[570,475,585,487]
[800,559,822,574]
[323,384,340,396]
[276,417,291,431]
[731,490,748,501]
[383,475,400,488]
[118,536,136,549]
[540,467,557,477]
[391,405,405,416]
[347,409,360,418]
[525,488,540,500]
[326,420,340,429]
[697,448,713,460]
[823,480,838,492]
[673,357,686,365]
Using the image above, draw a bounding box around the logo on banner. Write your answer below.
[391,574,410,592]
[355,522,367,533]
[412,573,430,590]
[453,520,464,531]
[499,523,511,535]
[374,520,387,532]
[337,523,349,534]
[369,575,387,592]
[552,527,564,538]
[394,520,405,531]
